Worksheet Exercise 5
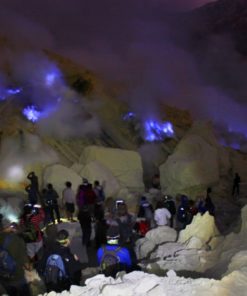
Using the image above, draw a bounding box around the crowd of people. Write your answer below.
[0,171,224,295]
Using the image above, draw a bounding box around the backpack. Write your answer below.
[100,246,121,277]
[21,216,39,243]
[44,254,68,285]
[0,235,16,279]
[138,220,150,236]
[177,206,187,223]
[76,191,85,208]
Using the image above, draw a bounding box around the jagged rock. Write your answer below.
[80,160,121,197]
[79,146,145,191]
[184,236,204,249]
[154,248,201,272]
[240,205,247,233]
[146,226,177,245]
[208,236,225,250]
[135,237,156,260]
[150,242,184,260]
[178,212,219,245]
[224,251,247,276]
[135,227,177,260]
[43,164,82,199]
[160,133,219,196]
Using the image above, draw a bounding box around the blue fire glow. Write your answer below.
[123,112,136,120]
[45,73,56,87]
[144,120,174,141]
[22,105,41,123]
[6,88,22,95]
[0,87,22,100]
[123,112,175,142]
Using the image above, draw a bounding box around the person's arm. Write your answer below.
[166,209,171,219]
[154,210,158,224]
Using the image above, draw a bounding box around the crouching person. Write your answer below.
[0,217,31,296]
[97,225,132,278]
[36,229,82,293]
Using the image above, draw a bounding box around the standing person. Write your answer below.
[154,200,171,227]
[0,217,31,296]
[37,229,82,293]
[82,179,96,217]
[136,196,154,236]
[176,195,189,230]
[27,172,39,195]
[44,183,61,224]
[77,205,92,247]
[62,181,76,222]
[25,184,38,205]
[164,195,176,228]
[19,204,45,270]
[93,180,105,204]
[116,203,135,245]
[93,181,105,222]
[76,184,85,209]
[151,173,161,189]
[232,173,241,197]
[205,196,215,216]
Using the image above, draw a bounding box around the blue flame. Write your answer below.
[0,87,22,100]
[45,73,56,87]
[22,105,41,123]
[123,112,136,120]
[144,120,174,142]
[6,88,22,95]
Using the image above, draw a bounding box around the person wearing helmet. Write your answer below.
[97,225,132,277]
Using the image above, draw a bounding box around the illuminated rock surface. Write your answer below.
[43,164,82,199]
[178,212,219,245]
[160,134,219,196]
[79,160,121,197]
[80,146,145,191]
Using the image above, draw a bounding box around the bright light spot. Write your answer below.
[7,213,19,223]
[23,105,41,122]
[6,165,25,182]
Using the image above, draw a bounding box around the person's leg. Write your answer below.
[49,205,55,224]
[54,204,61,222]
[83,227,91,246]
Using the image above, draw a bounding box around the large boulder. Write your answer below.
[43,164,82,199]
[160,134,219,196]
[79,160,121,197]
[135,227,177,259]
[79,146,144,191]
[178,212,219,245]
[135,237,156,260]
[146,226,177,245]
